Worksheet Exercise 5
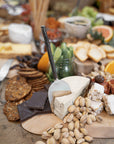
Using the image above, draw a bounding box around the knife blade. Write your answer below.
[0,59,13,82]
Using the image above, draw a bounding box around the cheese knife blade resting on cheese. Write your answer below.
[41,26,71,107]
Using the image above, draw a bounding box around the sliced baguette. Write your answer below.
[98,47,106,59]
[74,47,88,62]
[107,53,114,59]
[88,47,103,62]
[100,45,114,53]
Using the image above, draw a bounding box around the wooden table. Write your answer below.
[0,80,114,144]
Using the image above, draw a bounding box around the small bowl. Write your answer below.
[8,23,33,44]
[64,16,91,39]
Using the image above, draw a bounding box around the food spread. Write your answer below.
[0,1,114,144]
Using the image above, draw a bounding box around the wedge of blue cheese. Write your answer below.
[53,76,90,119]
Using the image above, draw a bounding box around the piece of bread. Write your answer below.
[0,42,32,58]
[107,53,114,59]
[88,47,103,62]
[74,47,88,62]
[98,47,106,59]
[100,45,114,53]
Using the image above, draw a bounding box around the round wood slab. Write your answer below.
[21,114,63,135]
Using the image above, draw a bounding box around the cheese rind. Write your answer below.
[53,76,90,119]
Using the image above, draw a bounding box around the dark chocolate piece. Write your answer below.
[26,90,48,110]
[18,98,51,122]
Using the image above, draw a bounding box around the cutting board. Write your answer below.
[86,112,114,138]
[22,114,63,135]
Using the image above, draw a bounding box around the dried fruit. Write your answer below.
[61,138,70,144]
[54,129,61,140]
[76,112,82,119]
[80,107,86,113]
[68,121,74,131]
[42,131,51,140]
[80,115,87,124]
[62,132,69,138]
[95,75,104,83]
[84,136,93,142]
[47,128,55,134]
[80,128,88,135]
[77,138,85,144]
[74,107,80,114]
[68,105,76,113]
[89,114,96,122]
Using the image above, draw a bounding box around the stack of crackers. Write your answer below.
[4,75,33,121]
[18,68,49,92]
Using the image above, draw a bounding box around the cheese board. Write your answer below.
[22,114,63,135]
[86,112,114,138]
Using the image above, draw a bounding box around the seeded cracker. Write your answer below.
[5,75,31,102]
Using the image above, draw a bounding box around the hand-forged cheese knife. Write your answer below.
[0,59,13,82]
[41,26,71,106]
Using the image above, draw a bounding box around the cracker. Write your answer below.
[5,75,31,102]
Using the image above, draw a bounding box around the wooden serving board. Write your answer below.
[86,112,114,138]
[22,114,63,135]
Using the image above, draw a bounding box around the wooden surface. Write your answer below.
[86,112,114,138]
[0,80,114,144]
[22,114,63,135]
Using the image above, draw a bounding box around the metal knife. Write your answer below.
[0,59,13,82]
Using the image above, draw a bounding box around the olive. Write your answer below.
[24,55,32,61]
[22,56,28,63]
[16,56,23,62]
[28,61,38,68]
[19,63,25,68]
[95,75,104,83]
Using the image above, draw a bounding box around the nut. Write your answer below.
[80,128,88,135]
[80,115,87,124]
[68,121,74,131]
[82,111,88,116]
[73,117,79,122]
[69,131,75,137]
[80,107,86,113]
[84,136,93,142]
[35,141,45,144]
[55,123,63,129]
[74,129,83,140]
[80,123,85,128]
[85,98,91,108]
[87,117,92,125]
[79,97,85,107]
[89,114,96,122]
[67,114,74,123]
[54,129,61,140]
[76,112,82,119]
[86,108,92,114]
[77,138,85,144]
[74,96,81,107]
[47,137,56,144]
[74,120,79,129]
[47,128,55,134]
[62,128,68,133]
[68,105,76,113]
[61,138,70,144]
[96,116,103,123]
[68,136,75,144]
[62,132,69,138]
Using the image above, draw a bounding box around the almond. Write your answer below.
[68,105,76,113]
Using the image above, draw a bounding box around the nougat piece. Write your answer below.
[103,94,114,115]
[109,79,114,94]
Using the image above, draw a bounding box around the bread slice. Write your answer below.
[74,47,88,62]
[98,47,106,59]
[88,47,103,62]
[0,42,32,58]
[100,45,114,53]
[107,53,114,59]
